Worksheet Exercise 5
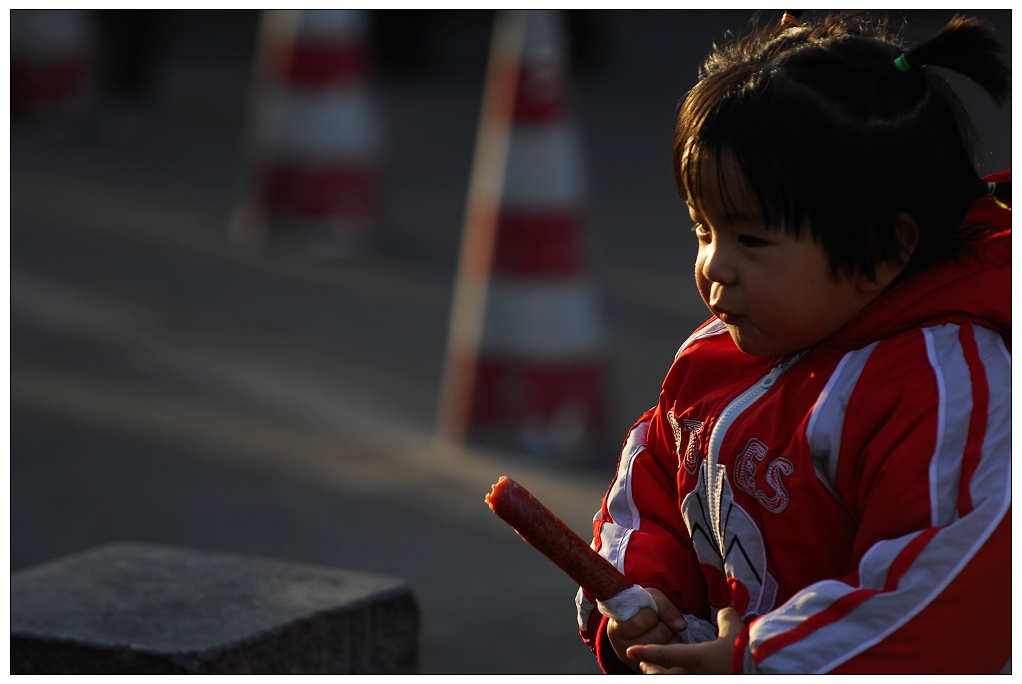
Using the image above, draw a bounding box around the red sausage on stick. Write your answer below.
[485,475,632,601]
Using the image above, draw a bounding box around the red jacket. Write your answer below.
[578,174,1011,673]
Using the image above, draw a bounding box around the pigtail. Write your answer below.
[904,16,1010,105]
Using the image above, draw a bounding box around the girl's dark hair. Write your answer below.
[674,12,1010,280]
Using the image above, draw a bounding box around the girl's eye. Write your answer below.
[691,223,711,241]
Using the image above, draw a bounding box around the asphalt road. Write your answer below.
[10,9,1011,674]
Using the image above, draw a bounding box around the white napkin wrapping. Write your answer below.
[595,584,659,622]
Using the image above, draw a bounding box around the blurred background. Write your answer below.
[9,9,1011,674]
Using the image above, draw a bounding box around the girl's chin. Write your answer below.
[727,325,788,357]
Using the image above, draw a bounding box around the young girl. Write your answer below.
[576,12,1010,674]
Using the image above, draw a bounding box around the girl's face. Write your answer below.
[689,157,884,357]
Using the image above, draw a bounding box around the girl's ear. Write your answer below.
[857,212,920,292]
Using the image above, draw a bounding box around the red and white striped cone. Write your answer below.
[438,10,609,460]
[11,9,94,120]
[232,9,382,255]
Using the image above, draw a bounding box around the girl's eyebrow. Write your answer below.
[728,212,766,224]
[697,206,765,226]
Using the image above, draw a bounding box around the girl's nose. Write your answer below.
[701,243,738,285]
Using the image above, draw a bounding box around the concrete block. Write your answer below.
[10,542,419,674]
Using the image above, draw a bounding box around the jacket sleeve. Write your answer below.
[577,408,712,673]
[734,323,1012,673]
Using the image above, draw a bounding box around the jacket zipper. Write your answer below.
[704,352,807,554]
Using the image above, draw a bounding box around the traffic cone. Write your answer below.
[231,9,382,255]
[11,9,94,120]
[437,10,609,461]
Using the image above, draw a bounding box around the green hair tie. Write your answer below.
[987,181,998,196]
[894,54,910,72]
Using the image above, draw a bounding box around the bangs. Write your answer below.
[675,77,810,238]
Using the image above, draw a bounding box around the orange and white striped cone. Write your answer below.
[438,10,609,461]
[11,9,94,120]
[232,9,382,256]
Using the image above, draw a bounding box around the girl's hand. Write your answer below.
[626,606,745,674]
[606,588,688,672]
